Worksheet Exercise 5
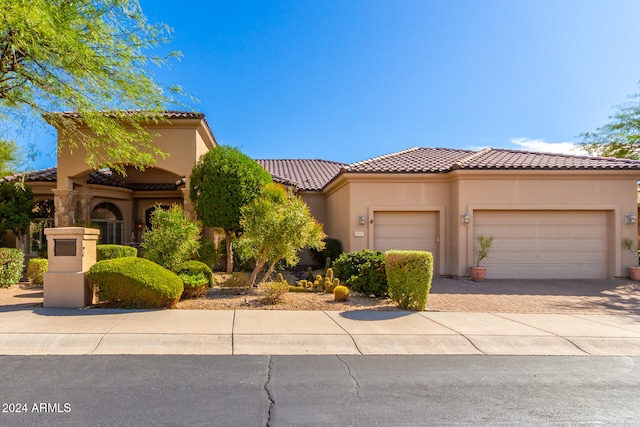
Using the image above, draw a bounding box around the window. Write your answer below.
[91,202,124,244]
[29,200,55,255]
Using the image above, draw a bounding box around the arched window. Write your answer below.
[29,200,55,255]
[91,202,124,244]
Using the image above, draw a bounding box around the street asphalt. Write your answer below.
[1,307,639,356]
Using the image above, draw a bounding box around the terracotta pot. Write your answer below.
[469,266,487,282]
[629,266,640,281]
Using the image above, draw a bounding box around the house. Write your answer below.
[3,112,640,279]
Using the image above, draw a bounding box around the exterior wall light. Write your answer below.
[625,213,637,225]
[461,212,470,226]
[359,214,366,226]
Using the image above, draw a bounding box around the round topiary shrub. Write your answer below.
[27,258,48,285]
[174,260,214,299]
[97,244,138,261]
[334,285,350,301]
[333,249,388,297]
[87,257,183,308]
[0,248,24,288]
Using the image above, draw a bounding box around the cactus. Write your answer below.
[277,273,285,283]
[326,268,334,282]
[299,279,308,288]
[334,285,350,301]
[307,267,314,281]
[333,278,340,287]
[315,274,323,282]
[324,257,332,271]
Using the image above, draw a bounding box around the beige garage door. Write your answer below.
[373,211,439,271]
[474,210,608,279]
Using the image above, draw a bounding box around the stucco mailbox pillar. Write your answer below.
[43,227,100,308]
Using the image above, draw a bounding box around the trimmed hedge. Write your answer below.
[333,249,388,297]
[0,248,24,288]
[174,260,214,299]
[97,244,138,261]
[87,257,183,308]
[385,250,433,311]
[27,258,48,285]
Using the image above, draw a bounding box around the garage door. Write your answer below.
[373,211,438,271]
[474,210,608,279]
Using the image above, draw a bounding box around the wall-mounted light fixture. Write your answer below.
[461,212,470,226]
[625,212,637,225]
[359,213,367,226]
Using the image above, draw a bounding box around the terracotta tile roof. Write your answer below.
[50,110,205,120]
[343,147,640,174]
[461,148,640,170]
[345,147,474,173]
[1,167,58,183]
[3,168,185,191]
[6,147,640,193]
[256,159,346,191]
[46,110,217,144]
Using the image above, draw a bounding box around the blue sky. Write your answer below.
[24,0,640,169]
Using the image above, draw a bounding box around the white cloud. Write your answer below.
[509,137,588,155]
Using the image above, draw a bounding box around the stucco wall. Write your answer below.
[451,171,638,277]
[325,170,640,278]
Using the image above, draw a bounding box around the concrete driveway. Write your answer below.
[428,277,640,315]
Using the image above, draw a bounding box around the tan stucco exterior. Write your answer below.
[7,114,640,280]
[324,169,640,278]
[50,116,216,242]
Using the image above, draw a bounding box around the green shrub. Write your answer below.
[334,285,350,301]
[97,244,138,261]
[174,260,214,299]
[26,258,48,285]
[174,260,214,286]
[142,205,202,269]
[333,249,388,297]
[259,278,289,305]
[221,272,250,288]
[87,257,183,309]
[385,250,433,311]
[310,237,343,267]
[193,238,222,268]
[0,248,23,288]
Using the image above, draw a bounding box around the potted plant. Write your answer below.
[624,238,640,280]
[470,235,493,282]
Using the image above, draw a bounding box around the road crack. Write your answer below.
[336,355,360,399]
[264,356,274,426]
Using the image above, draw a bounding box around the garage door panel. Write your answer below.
[374,211,438,271]
[475,210,608,279]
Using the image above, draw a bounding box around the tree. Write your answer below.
[579,90,640,159]
[0,140,20,177]
[0,0,185,173]
[240,183,326,286]
[0,181,34,250]
[141,205,201,270]
[189,145,272,273]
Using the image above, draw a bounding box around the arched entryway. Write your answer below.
[91,202,124,244]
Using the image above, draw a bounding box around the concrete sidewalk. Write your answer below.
[1,308,639,356]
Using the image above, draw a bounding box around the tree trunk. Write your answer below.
[224,229,233,274]
[249,258,267,287]
[259,260,279,285]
